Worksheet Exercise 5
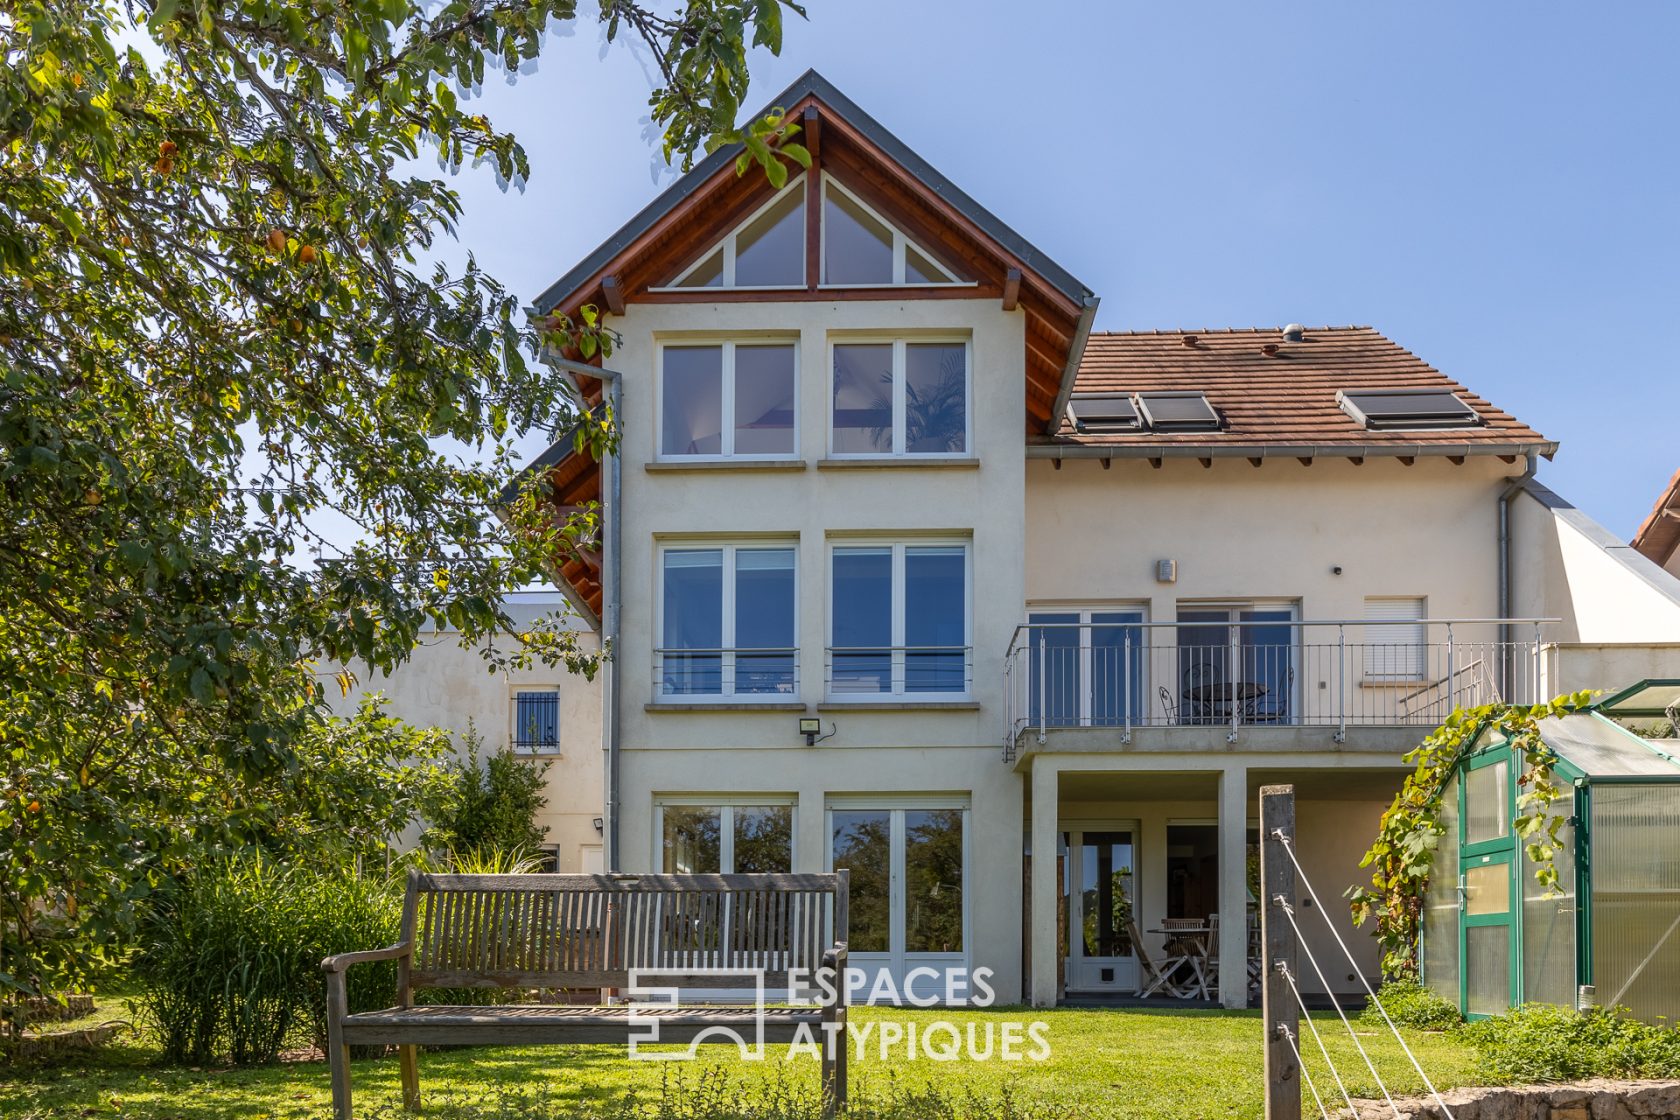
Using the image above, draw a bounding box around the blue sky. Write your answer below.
[439,1,1679,538]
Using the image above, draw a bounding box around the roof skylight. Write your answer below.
[1068,393,1141,433]
[1338,388,1481,431]
[1135,391,1221,432]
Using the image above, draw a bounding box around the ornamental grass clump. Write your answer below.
[135,857,400,1065]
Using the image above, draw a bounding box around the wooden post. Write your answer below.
[1260,784,1300,1120]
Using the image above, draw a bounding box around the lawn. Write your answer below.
[2,1001,1484,1120]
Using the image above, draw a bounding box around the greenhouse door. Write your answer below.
[1461,850,1515,1017]
[1459,750,1517,1018]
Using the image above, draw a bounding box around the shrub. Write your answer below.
[421,724,550,862]
[1361,980,1462,1032]
[134,857,400,1064]
[1464,1003,1680,1082]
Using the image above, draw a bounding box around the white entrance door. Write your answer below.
[828,801,969,1004]
[1064,827,1139,993]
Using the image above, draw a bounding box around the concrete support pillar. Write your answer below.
[1029,760,1060,1007]
[1218,765,1250,1009]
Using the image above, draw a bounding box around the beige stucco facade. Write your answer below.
[325,611,605,872]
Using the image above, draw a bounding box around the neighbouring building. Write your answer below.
[1632,467,1680,579]
[323,595,605,873]
[511,70,1680,1009]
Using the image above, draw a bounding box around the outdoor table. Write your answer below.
[1183,682,1268,721]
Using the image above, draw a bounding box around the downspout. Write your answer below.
[1498,452,1538,699]
[540,352,624,873]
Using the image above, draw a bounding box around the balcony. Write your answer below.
[1003,618,1552,756]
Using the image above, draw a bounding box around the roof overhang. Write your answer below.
[1026,440,1559,463]
[1632,467,1680,566]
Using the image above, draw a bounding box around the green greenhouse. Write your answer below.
[1421,680,1680,1024]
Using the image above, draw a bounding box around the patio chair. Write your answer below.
[1246,911,1263,998]
[1125,916,1190,998]
[1157,686,1178,724]
[1155,917,1210,997]
[1204,913,1220,985]
[1247,667,1295,724]
[1183,662,1221,724]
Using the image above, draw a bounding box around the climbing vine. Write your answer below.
[1346,691,1593,980]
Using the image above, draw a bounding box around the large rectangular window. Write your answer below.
[660,802,794,874]
[659,544,796,698]
[831,339,968,457]
[830,542,968,696]
[660,342,796,458]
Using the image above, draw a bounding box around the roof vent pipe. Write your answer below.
[1181,334,1198,348]
[1281,324,1305,343]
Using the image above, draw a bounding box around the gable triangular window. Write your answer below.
[659,171,971,291]
[666,177,806,289]
[821,176,960,286]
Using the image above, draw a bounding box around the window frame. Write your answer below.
[818,175,973,289]
[653,177,808,292]
[825,538,972,700]
[827,336,973,459]
[655,339,800,461]
[654,796,798,874]
[655,540,800,701]
[509,687,561,756]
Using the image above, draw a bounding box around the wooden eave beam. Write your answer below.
[802,106,822,160]
[1002,268,1021,312]
[602,275,625,316]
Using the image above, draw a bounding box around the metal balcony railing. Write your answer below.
[826,645,973,698]
[653,647,800,700]
[1002,619,1554,755]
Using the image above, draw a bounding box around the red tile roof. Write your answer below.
[1047,326,1554,458]
[1632,466,1680,568]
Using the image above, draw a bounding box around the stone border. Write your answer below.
[1348,1079,1680,1120]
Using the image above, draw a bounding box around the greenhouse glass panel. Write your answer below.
[1464,863,1509,916]
[1465,760,1509,845]
[1466,925,1510,1017]
[1591,784,1680,1025]
[1521,816,1576,1008]
[1421,774,1460,1004]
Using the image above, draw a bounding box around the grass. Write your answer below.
[2,998,1485,1120]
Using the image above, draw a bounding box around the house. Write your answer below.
[323,594,606,873]
[1632,467,1680,578]
[517,69,1680,1007]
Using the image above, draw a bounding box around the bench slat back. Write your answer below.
[404,872,846,990]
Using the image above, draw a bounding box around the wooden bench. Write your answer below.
[322,871,849,1119]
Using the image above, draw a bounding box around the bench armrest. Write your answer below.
[321,943,410,974]
[822,940,848,995]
